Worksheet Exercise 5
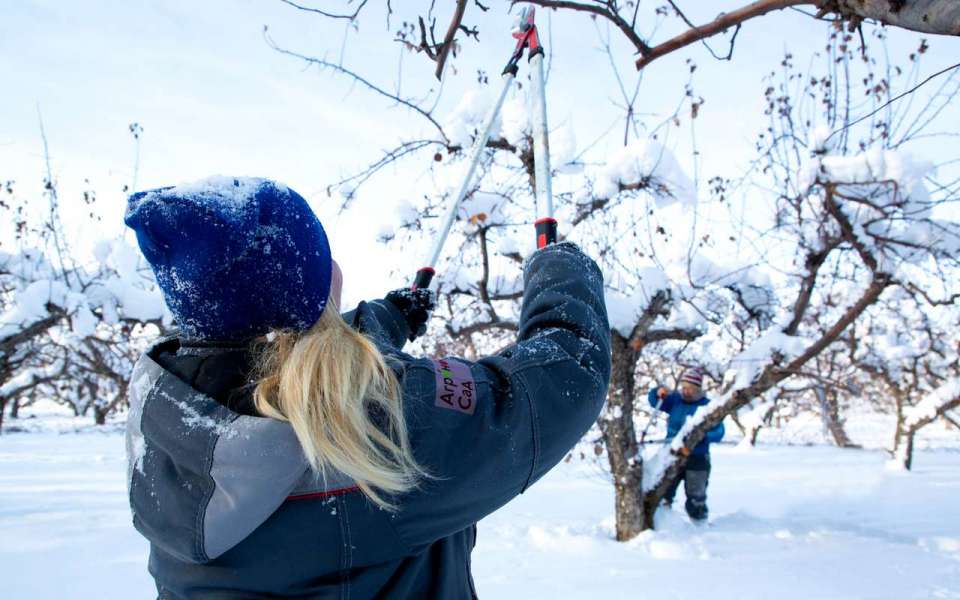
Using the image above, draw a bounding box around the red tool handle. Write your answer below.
[535,217,558,249]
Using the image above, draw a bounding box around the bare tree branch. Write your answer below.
[416,17,439,60]
[665,0,744,63]
[824,184,880,272]
[823,60,960,147]
[264,29,450,144]
[784,238,840,335]
[636,0,811,70]
[278,0,370,20]
[435,0,468,80]
[642,327,703,345]
[0,308,63,358]
[328,139,438,209]
[446,318,518,337]
[627,289,671,348]
[904,281,960,307]
[446,286,523,301]
[477,226,500,322]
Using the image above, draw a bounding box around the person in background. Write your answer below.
[648,366,724,522]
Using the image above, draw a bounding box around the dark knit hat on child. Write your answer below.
[124,176,332,340]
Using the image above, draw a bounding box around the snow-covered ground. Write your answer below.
[1,403,959,599]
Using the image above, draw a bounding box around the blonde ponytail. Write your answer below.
[253,303,424,509]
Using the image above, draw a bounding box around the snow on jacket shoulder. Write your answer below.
[125,242,610,599]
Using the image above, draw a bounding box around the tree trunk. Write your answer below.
[891,389,907,456]
[600,334,646,541]
[942,413,960,430]
[891,383,960,470]
[93,385,129,426]
[836,0,960,36]
[0,398,5,434]
[9,396,20,419]
[747,402,778,446]
[889,385,917,470]
[815,386,858,448]
[894,428,916,470]
[729,411,747,437]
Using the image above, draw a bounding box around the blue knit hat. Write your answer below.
[124,176,333,340]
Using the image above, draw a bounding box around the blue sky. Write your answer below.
[3,1,958,303]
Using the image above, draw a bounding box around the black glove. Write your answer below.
[385,288,436,342]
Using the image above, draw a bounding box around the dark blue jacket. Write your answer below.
[126,243,610,599]
[648,388,724,456]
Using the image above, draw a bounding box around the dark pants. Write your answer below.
[663,453,710,521]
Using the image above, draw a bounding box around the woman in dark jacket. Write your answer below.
[124,177,611,599]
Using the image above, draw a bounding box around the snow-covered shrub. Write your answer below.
[1,181,166,429]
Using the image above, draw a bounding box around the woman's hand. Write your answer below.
[385,288,436,341]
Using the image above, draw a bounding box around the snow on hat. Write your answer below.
[680,366,704,388]
[124,176,333,340]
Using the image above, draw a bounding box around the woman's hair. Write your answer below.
[253,302,424,509]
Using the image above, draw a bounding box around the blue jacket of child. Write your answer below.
[648,388,725,455]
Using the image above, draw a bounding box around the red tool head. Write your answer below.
[512,6,541,54]
[503,5,542,75]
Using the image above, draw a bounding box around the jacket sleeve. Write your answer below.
[647,388,677,413]
[389,242,611,550]
[647,388,659,408]
[342,299,410,350]
[648,387,674,413]
[706,420,725,444]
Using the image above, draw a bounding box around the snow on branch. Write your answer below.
[904,377,960,432]
[2,241,164,366]
[593,139,698,209]
[890,376,960,469]
[0,360,67,398]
